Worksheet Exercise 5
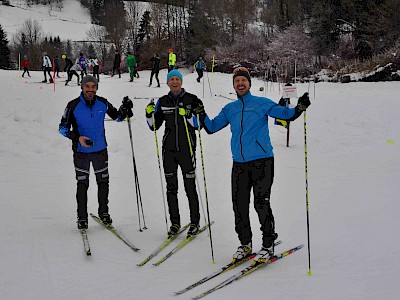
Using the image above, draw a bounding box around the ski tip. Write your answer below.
[308,269,312,276]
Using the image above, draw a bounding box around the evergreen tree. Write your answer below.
[0,24,12,69]
[136,10,151,59]
[186,0,215,63]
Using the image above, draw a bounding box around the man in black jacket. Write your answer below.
[112,49,121,78]
[145,69,201,238]
[149,53,160,87]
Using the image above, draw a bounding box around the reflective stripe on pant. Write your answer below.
[231,157,277,248]
[163,148,200,225]
[73,149,109,219]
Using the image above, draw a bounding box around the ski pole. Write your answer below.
[205,70,212,98]
[182,112,215,263]
[303,108,312,276]
[150,99,169,234]
[196,114,216,264]
[127,116,147,231]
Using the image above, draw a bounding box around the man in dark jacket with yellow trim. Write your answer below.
[145,69,201,238]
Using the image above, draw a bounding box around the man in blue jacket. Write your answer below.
[191,67,311,264]
[59,76,133,229]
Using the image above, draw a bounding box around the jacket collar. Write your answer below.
[80,93,96,107]
[168,88,186,101]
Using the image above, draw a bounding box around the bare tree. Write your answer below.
[125,1,147,53]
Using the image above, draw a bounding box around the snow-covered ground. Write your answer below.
[0,0,97,41]
[0,68,399,300]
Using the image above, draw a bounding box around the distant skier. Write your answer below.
[88,55,100,82]
[149,53,160,87]
[55,55,61,78]
[42,52,53,83]
[168,48,176,72]
[112,49,121,78]
[194,56,206,83]
[65,61,81,86]
[21,55,31,77]
[126,51,136,82]
[63,54,73,74]
[78,53,87,80]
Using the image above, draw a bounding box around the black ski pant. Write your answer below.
[150,70,160,86]
[43,67,53,81]
[67,70,80,83]
[196,69,204,82]
[73,149,110,220]
[22,67,30,77]
[80,68,87,80]
[93,65,100,82]
[112,65,121,77]
[163,148,200,226]
[231,157,277,248]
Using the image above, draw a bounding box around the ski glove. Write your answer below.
[119,105,133,119]
[297,93,311,111]
[178,107,192,118]
[122,96,133,109]
[191,98,205,116]
[145,102,155,118]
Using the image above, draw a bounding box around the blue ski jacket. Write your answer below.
[59,93,124,153]
[202,92,297,163]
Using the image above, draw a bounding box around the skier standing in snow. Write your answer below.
[54,55,61,78]
[21,55,31,77]
[149,53,161,87]
[112,49,121,78]
[126,51,136,82]
[42,52,53,83]
[63,54,73,75]
[168,48,176,72]
[191,67,311,264]
[65,61,82,86]
[88,55,100,82]
[193,56,206,83]
[78,53,87,80]
[58,76,133,229]
[145,69,201,238]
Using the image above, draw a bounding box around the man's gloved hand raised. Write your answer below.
[191,98,206,116]
[120,96,133,118]
[145,100,155,118]
[297,92,311,111]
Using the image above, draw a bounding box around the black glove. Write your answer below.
[119,105,133,119]
[122,96,133,109]
[191,98,205,116]
[297,93,311,111]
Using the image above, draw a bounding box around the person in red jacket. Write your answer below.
[21,55,31,77]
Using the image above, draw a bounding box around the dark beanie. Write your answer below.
[81,75,98,89]
[233,69,251,86]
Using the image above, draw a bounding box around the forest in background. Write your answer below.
[1,0,400,81]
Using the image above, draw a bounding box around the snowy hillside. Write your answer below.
[0,68,399,300]
[0,0,97,40]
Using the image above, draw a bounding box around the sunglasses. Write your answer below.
[233,67,250,75]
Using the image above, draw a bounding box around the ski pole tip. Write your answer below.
[308,269,312,276]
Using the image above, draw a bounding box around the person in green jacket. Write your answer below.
[127,52,136,82]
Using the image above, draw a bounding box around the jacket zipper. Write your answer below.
[239,97,245,161]
[174,101,180,151]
